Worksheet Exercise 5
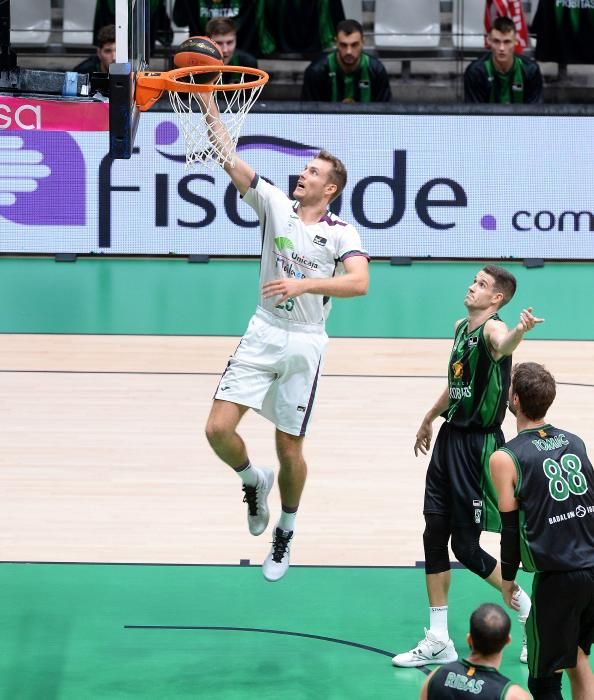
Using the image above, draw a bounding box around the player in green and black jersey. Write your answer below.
[393,265,544,669]
[491,362,594,700]
[464,16,543,104]
[301,19,391,103]
[420,604,529,700]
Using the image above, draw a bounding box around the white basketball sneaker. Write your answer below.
[519,615,528,664]
[242,468,274,536]
[392,628,458,667]
[262,527,293,582]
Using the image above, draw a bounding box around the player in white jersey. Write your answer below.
[202,106,369,582]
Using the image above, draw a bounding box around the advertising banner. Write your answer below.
[0,102,593,258]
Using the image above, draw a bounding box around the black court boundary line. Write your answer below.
[123,625,431,676]
[1,368,593,389]
[0,560,434,568]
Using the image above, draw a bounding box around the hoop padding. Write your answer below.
[136,66,269,168]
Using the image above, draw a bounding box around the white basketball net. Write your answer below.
[168,72,265,168]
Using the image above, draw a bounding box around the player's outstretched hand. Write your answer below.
[414,419,433,457]
[517,307,544,333]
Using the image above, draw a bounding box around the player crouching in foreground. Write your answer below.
[419,603,529,699]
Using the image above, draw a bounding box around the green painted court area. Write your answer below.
[0,562,567,700]
[0,257,593,338]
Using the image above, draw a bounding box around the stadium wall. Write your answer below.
[0,257,591,339]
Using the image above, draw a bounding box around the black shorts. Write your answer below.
[527,567,594,677]
[423,422,504,533]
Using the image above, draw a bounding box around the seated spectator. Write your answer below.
[484,0,529,54]
[173,0,274,57]
[93,0,173,53]
[301,19,392,103]
[74,24,116,75]
[464,16,543,103]
[205,17,257,84]
[266,0,345,55]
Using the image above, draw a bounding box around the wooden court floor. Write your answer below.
[1,335,593,568]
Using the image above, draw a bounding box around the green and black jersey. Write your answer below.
[446,315,511,431]
[428,659,513,699]
[501,424,594,572]
[464,52,543,103]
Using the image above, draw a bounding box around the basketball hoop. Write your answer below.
[135,65,269,168]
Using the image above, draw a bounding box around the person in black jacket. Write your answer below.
[464,16,543,104]
[301,19,391,103]
[490,362,594,700]
[74,24,116,75]
[420,604,529,700]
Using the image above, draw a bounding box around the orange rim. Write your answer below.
[135,65,269,112]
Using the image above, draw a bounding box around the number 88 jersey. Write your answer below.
[500,424,594,572]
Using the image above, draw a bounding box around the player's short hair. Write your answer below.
[205,17,237,37]
[336,19,364,37]
[512,362,556,420]
[482,264,517,308]
[316,150,347,202]
[97,24,116,48]
[470,603,511,655]
[492,16,516,34]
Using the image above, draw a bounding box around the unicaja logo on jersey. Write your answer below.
[274,236,294,251]
[291,252,318,270]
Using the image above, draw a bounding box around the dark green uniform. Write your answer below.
[464,53,543,104]
[424,315,511,532]
[447,315,511,431]
[428,659,513,699]
[500,425,594,677]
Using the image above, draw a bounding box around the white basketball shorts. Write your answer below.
[214,306,328,436]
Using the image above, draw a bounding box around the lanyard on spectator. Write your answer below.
[485,55,524,103]
[328,51,371,103]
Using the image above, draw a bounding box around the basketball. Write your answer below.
[173,36,223,83]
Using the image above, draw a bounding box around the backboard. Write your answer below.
[108,0,150,158]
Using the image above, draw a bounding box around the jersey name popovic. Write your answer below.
[242,175,368,325]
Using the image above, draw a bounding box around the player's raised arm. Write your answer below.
[486,307,544,357]
[197,92,255,195]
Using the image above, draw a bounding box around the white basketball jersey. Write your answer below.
[243,175,368,325]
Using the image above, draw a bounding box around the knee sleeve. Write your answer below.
[450,527,497,579]
[423,514,451,574]
[528,673,563,700]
